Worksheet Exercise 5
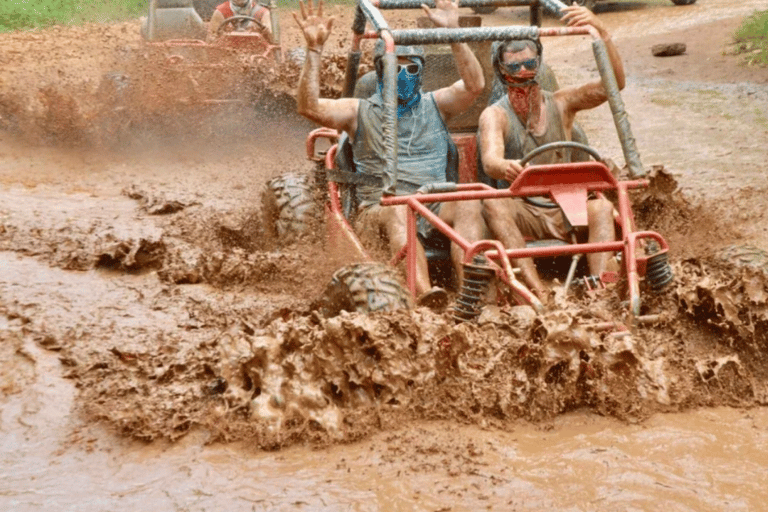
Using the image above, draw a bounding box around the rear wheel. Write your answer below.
[471,6,498,14]
[315,263,412,317]
[193,0,221,21]
[261,172,319,244]
[574,0,596,10]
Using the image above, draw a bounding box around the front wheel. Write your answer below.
[314,263,413,317]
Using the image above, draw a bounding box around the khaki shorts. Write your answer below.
[506,198,569,242]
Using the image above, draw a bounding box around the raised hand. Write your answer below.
[292,0,335,50]
[421,0,460,29]
[560,3,607,35]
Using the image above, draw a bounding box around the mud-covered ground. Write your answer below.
[2,0,768,509]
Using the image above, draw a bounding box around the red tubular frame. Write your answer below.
[378,161,669,319]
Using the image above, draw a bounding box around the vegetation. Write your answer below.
[0,0,146,32]
[733,10,768,67]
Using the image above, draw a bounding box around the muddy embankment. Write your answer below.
[2,19,768,449]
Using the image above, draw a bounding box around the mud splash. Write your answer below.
[0,20,361,149]
[1,145,766,448]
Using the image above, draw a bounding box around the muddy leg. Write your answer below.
[482,198,550,304]
[440,200,488,287]
[380,204,432,295]
[586,198,618,276]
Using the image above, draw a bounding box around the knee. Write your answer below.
[588,198,614,218]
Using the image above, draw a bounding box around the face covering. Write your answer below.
[395,62,422,117]
[229,0,252,16]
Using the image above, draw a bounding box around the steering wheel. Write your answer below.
[217,15,265,35]
[519,141,603,209]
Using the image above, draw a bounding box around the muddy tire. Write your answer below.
[574,0,596,10]
[193,0,221,21]
[671,0,696,4]
[315,263,413,317]
[471,6,498,14]
[716,244,768,273]
[261,172,319,244]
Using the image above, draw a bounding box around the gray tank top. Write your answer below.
[497,90,571,165]
[352,91,449,207]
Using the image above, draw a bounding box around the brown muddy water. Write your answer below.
[2,293,767,512]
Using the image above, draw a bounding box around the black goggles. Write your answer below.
[502,57,540,75]
[397,62,422,75]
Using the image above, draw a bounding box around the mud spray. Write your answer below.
[1,19,767,452]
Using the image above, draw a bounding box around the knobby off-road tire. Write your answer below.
[716,244,768,273]
[316,263,413,318]
[574,0,596,10]
[192,0,221,21]
[261,172,319,244]
[471,6,498,14]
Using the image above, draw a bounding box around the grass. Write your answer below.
[733,10,768,67]
[0,0,147,32]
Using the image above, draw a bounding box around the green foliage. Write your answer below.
[733,10,768,67]
[0,0,147,32]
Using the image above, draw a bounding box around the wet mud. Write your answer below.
[2,0,768,509]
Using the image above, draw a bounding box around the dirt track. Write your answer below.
[2,0,768,509]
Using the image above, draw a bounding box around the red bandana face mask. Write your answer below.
[508,85,535,118]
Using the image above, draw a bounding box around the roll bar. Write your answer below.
[347,0,644,195]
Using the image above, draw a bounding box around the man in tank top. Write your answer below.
[476,4,624,304]
[294,0,485,308]
[208,0,273,43]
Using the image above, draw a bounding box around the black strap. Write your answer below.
[326,169,382,187]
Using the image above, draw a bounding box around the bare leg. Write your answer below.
[379,204,432,295]
[482,198,550,304]
[586,198,618,276]
[439,200,488,287]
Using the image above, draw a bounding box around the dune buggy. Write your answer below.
[135,0,283,105]
[263,0,673,327]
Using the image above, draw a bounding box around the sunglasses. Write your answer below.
[502,58,539,74]
[397,63,421,75]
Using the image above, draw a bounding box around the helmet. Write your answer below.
[492,38,543,88]
[373,40,425,80]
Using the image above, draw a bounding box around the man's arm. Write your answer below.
[478,106,525,183]
[293,0,359,134]
[555,5,625,115]
[425,0,486,119]
[207,10,225,42]
[260,10,274,42]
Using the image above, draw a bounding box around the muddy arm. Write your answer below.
[294,0,359,133]
[425,0,485,119]
[557,5,625,112]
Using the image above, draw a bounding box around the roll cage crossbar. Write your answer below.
[345,0,644,194]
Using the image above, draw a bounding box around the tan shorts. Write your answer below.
[506,198,569,242]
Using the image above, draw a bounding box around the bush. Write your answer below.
[0,0,147,32]
[733,10,768,67]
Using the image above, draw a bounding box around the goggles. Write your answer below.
[501,57,540,75]
[397,62,422,75]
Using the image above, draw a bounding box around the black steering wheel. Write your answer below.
[217,15,265,35]
[519,141,603,208]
